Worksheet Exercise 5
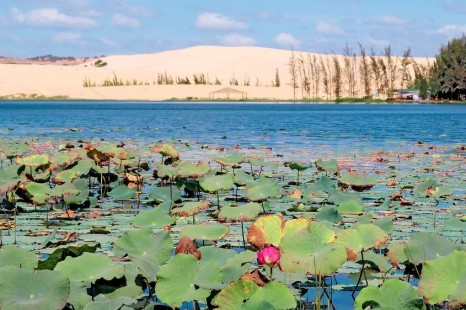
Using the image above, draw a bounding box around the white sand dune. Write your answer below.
[0,46,432,101]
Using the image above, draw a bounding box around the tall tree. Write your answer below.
[370,49,382,96]
[320,56,330,100]
[384,45,398,98]
[288,50,298,100]
[343,43,357,98]
[399,47,412,89]
[358,42,371,98]
[332,56,342,99]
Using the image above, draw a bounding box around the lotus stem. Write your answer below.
[361,251,369,286]
[192,214,195,225]
[241,222,246,249]
[297,170,300,185]
[217,190,220,209]
[13,207,17,245]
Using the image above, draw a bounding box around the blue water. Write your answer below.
[0,101,464,151]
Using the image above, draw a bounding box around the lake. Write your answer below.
[0,101,464,153]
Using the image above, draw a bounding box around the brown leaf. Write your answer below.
[240,269,269,286]
[175,236,201,260]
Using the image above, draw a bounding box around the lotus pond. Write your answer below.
[0,101,465,310]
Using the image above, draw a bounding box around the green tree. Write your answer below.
[275,68,280,87]
[332,56,342,99]
[358,43,371,98]
[288,50,298,100]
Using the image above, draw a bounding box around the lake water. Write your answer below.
[0,101,464,152]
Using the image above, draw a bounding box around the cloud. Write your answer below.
[441,0,466,13]
[220,33,255,46]
[100,37,119,48]
[274,32,301,48]
[11,7,97,29]
[196,12,247,30]
[53,32,82,42]
[367,37,391,49]
[369,15,407,26]
[315,21,345,36]
[112,14,140,29]
[116,0,152,17]
[433,24,466,38]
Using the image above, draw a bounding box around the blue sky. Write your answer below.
[0,0,465,58]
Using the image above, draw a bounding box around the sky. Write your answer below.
[0,0,465,58]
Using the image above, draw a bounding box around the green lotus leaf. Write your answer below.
[327,189,363,206]
[68,280,92,310]
[212,280,296,310]
[213,152,245,167]
[247,214,285,249]
[108,185,136,200]
[16,154,49,167]
[316,206,342,223]
[401,233,461,265]
[0,245,38,270]
[339,173,377,191]
[337,200,364,214]
[171,201,210,217]
[25,181,52,205]
[180,223,229,241]
[200,174,234,192]
[51,152,79,167]
[357,251,392,273]
[113,229,173,280]
[152,143,180,159]
[156,164,178,179]
[54,252,124,283]
[280,221,346,276]
[218,202,262,222]
[63,178,89,205]
[176,161,211,178]
[303,176,336,196]
[286,162,312,171]
[245,176,280,202]
[3,143,29,158]
[248,157,278,169]
[133,203,175,228]
[83,297,136,310]
[98,143,123,157]
[355,279,425,310]
[54,169,80,184]
[0,268,70,310]
[104,264,144,299]
[416,178,453,197]
[148,186,181,203]
[155,254,223,308]
[70,158,94,176]
[418,251,466,307]
[338,224,388,258]
[315,159,339,175]
[234,170,254,186]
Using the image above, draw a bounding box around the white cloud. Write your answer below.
[434,24,466,38]
[371,15,407,26]
[112,14,140,29]
[100,37,119,48]
[274,32,301,48]
[220,33,256,46]
[315,21,345,36]
[11,7,97,29]
[53,32,82,42]
[367,37,391,48]
[196,12,247,30]
[116,0,152,17]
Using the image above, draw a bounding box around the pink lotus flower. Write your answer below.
[257,245,281,268]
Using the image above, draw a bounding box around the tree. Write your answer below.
[288,50,298,100]
[332,56,342,99]
[343,43,357,98]
[430,35,466,100]
[384,45,398,98]
[275,68,281,87]
[358,42,371,98]
[399,47,412,89]
[320,56,330,100]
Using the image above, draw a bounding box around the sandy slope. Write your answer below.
[0,46,432,101]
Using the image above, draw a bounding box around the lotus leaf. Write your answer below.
[180,223,229,240]
[234,170,254,186]
[152,143,180,159]
[108,185,136,200]
[200,174,234,192]
[83,297,136,310]
[113,229,172,280]
[303,176,336,195]
[248,157,278,169]
[315,158,339,175]
[176,161,210,178]
[418,251,466,307]
[213,152,245,167]
[148,186,181,203]
[337,200,364,214]
[70,158,94,176]
[338,173,377,191]
[155,254,223,307]
[247,214,284,249]
[327,189,363,205]
[63,178,89,205]
[354,279,425,310]
[156,164,178,179]
[25,181,52,205]
[218,202,262,222]
[68,280,92,309]
[280,221,346,275]
[245,176,280,202]
[0,245,38,270]
[16,154,49,167]
[315,206,343,223]
[3,143,29,159]
[0,267,70,310]
[357,250,392,273]
[55,252,124,282]
[416,178,453,197]
[51,152,79,167]
[286,162,312,171]
[171,201,210,217]
[212,280,296,310]
[54,169,80,184]
[338,224,388,259]
[133,203,175,228]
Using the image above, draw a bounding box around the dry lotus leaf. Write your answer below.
[240,269,269,287]
[175,236,201,260]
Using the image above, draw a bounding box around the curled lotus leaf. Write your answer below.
[418,251,466,307]
[248,157,278,169]
[286,162,312,171]
[86,148,109,164]
[54,252,124,283]
[213,152,245,167]
[0,267,70,310]
[338,224,389,259]
[315,158,339,175]
[51,152,79,167]
[338,173,377,191]
[416,178,453,198]
[25,181,52,205]
[233,170,254,186]
[354,279,425,310]
[247,214,285,249]
[200,174,234,192]
[218,202,262,222]
[152,143,180,159]
[245,176,280,202]
[54,169,80,184]
[180,223,229,241]
[16,154,49,167]
[3,143,29,158]
[171,201,210,217]
[157,164,178,179]
[176,161,211,178]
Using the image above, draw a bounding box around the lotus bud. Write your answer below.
[257,245,281,268]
